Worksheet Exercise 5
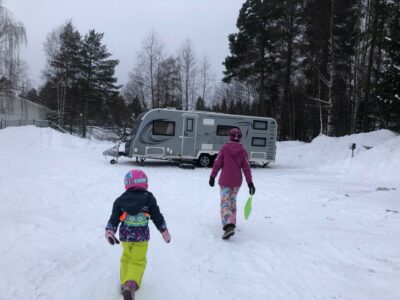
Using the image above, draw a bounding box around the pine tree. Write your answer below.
[195,96,206,111]
[44,21,81,127]
[220,98,228,113]
[38,81,58,110]
[129,96,144,119]
[221,0,399,139]
[79,29,119,137]
[375,1,400,131]
[223,0,283,117]
[302,0,358,136]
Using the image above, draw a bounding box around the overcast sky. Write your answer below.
[6,0,246,89]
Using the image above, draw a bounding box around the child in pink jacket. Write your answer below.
[209,128,255,239]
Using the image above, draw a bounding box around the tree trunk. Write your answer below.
[280,0,295,140]
[326,0,335,136]
[363,0,381,131]
[82,99,88,138]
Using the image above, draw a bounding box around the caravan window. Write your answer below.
[252,137,266,147]
[253,120,268,130]
[216,125,238,136]
[186,118,194,132]
[153,120,175,136]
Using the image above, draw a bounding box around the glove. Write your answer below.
[161,229,171,243]
[209,176,215,187]
[105,229,120,245]
[248,182,256,195]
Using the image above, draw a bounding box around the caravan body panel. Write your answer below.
[127,109,277,164]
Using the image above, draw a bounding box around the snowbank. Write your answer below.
[277,129,400,186]
[0,125,111,151]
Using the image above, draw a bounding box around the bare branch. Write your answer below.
[308,96,332,105]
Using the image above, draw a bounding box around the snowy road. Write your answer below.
[0,127,399,299]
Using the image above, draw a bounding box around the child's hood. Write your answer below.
[118,189,152,215]
[224,142,245,157]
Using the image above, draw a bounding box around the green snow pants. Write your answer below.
[120,241,149,288]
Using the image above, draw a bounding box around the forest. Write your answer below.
[1,0,399,140]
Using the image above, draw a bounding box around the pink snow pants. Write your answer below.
[220,186,240,228]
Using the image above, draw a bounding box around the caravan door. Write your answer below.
[181,114,198,157]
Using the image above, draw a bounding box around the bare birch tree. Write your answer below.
[0,1,27,114]
[157,55,181,108]
[137,30,165,109]
[123,72,149,112]
[125,30,165,110]
[198,54,215,107]
[178,39,197,111]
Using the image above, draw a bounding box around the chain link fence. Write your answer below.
[0,118,52,129]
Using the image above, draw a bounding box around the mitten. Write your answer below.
[209,176,215,187]
[105,229,120,245]
[248,182,256,195]
[161,229,171,243]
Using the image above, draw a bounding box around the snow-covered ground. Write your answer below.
[0,126,399,300]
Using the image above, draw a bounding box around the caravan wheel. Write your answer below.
[198,154,212,167]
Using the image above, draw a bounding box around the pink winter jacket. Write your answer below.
[211,141,253,188]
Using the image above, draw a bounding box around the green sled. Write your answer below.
[244,194,253,220]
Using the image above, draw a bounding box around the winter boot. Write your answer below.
[222,224,235,240]
[122,280,138,300]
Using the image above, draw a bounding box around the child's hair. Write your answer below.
[124,169,148,190]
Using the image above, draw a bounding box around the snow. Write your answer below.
[1,126,399,300]
[277,130,400,186]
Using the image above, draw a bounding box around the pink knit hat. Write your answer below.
[124,169,148,190]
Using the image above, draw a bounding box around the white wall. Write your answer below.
[0,96,47,122]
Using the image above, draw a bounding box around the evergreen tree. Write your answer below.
[195,96,206,111]
[212,103,221,112]
[26,88,38,99]
[302,0,358,136]
[375,1,400,131]
[223,0,283,117]
[79,29,119,137]
[129,96,144,119]
[107,94,130,127]
[38,81,58,110]
[227,100,236,114]
[222,0,400,139]
[43,21,81,126]
[220,98,228,113]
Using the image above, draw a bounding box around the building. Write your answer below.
[0,94,49,128]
